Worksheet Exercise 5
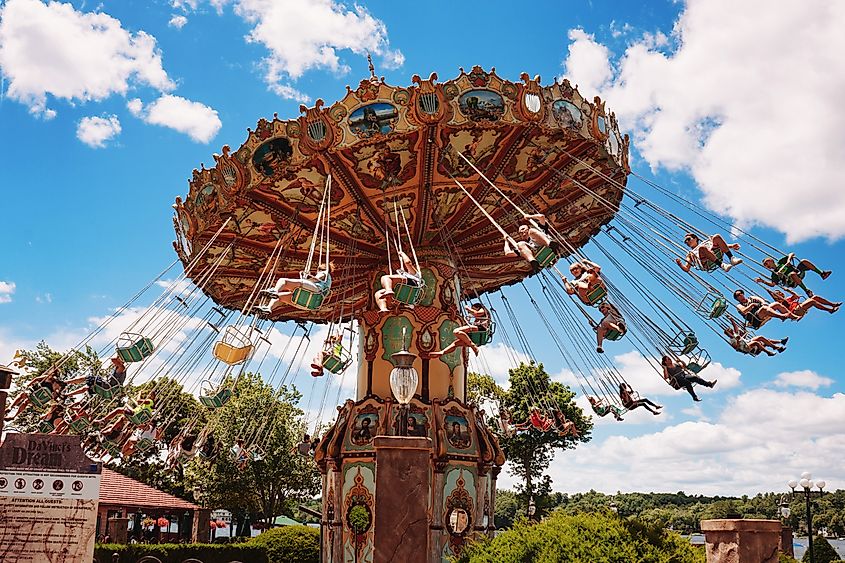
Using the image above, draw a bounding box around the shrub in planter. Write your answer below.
[248,525,320,563]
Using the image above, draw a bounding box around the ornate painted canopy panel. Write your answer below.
[174,67,629,322]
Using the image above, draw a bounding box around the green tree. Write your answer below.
[495,363,591,513]
[184,373,320,529]
[803,536,839,563]
[493,489,520,529]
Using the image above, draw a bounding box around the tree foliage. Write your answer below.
[804,536,840,563]
[468,363,591,519]
[455,510,704,563]
[248,526,319,563]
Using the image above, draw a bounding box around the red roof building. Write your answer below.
[97,467,209,543]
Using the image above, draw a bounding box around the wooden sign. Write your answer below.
[0,434,101,563]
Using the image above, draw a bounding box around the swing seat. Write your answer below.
[68,415,91,434]
[116,333,155,363]
[393,283,424,306]
[92,381,118,399]
[213,326,255,366]
[38,420,55,433]
[534,246,558,268]
[250,447,265,461]
[199,386,233,408]
[103,442,122,458]
[126,406,153,426]
[697,292,728,319]
[29,386,54,409]
[322,350,351,374]
[687,349,712,373]
[701,248,724,272]
[135,437,156,453]
[670,332,699,356]
[469,330,493,346]
[290,287,328,310]
[604,328,625,341]
[585,285,608,306]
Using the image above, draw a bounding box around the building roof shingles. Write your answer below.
[99,467,199,511]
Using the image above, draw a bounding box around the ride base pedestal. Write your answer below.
[700,519,782,563]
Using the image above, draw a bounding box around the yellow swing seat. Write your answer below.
[213,326,255,366]
[290,287,329,311]
[116,333,155,363]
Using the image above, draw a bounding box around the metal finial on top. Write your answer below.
[367,52,376,81]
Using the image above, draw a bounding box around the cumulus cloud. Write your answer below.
[127,95,221,143]
[612,350,741,396]
[561,0,845,242]
[774,370,833,390]
[233,0,403,96]
[0,0,174,118]
[168,15,188,29]
[496,388,845,496]
[76,115,122,148]
[0,281,15,304]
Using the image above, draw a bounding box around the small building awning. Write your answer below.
[99,467,199,511]
[272,515,302,527]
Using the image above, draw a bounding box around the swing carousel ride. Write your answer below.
[4,65,840,562]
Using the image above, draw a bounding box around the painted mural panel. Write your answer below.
[342,462,375,563]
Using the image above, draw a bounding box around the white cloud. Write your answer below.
[774,370,833,390]
[497,388,845,496]
[611,350,741,397]
[470,343,532,387]
[35,293,52,304]
[232,0,403,94]
[0,281,15,304]
[269,83,310,103]
[127,95,221,143]
[76,114,121,148]
[168,15,188,29]
[0,0,174,118]
[562,0,845,242]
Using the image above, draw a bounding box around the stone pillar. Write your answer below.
[372,436,431,563]
[107,517,130,544]
[192,508,211,543]
[779,526,794,558]
[700,519,782,563]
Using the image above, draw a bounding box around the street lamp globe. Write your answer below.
[816,480,825,490]
[781,506,791,519]
[389,350,418,405]
[799,478,811,489]
[801,471,812,480]
[787,480,798,490]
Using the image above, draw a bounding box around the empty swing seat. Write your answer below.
[116,333,155,363]
[67,415,91,434]
[38,420,55,434]
[92,380,119,399]
[213,326,255,366]
[585,285,608,306]
[534,246,558,268]
[200,383,233,408]
[135,438,156,453]
[687,349,712,373]
[29,385,54,409]
[670,332,699,356]
[290,287,328,311]
[697,292,728,319]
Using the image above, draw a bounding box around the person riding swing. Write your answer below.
[675,232,742,273]
[660,355,716,402]
[755,253,831,297]
[375,251,422,313]
[732,289,797,329]
[430,302,490,358]
[561,260,607,306]
[257,262,334,315]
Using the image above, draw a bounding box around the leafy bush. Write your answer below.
[804,536,840,563]
[248,525,320,563]
[94,543,267,563]
[454,511,705,563]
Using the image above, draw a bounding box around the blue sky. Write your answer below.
[1,0,844,495]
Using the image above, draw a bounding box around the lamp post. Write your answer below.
[389,328,418,436]
[787,472,826,563]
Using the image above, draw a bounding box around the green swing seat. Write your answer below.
[687,349,712,374]
[604,328,625,341]
[670,332,699,356]
[135,437,156,453]
[700,248,724,272]
[199,385,233,409]
[534,246,558,268]
[126,405,153,426]
[116,333,155,363]
[67,415,91,434]
[92,380,119,399]
[322,347,351,374]
[697,292,728,319]
[468,321,496,346]
[393,282,424,306]
[585,285,608,306]
[38,420,55,434]
[29,385,54,409]
[103,441,122,458]
[290,287,328,310]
